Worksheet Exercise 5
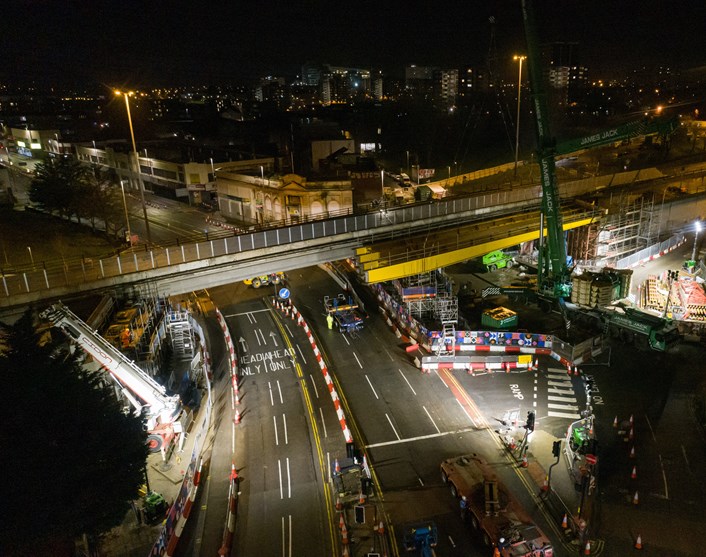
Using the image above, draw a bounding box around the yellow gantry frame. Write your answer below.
[362,217,594,284]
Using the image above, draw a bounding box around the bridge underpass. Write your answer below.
[356,203,598,283]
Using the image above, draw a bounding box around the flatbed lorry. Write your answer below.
[440,453,553,556]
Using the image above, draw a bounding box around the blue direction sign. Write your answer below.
[278,287,290,300]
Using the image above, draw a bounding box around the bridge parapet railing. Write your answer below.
[0,187,548,302]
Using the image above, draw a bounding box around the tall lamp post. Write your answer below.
[513,55,526,178]
[114,90,152,244]
[120,180,133,246]
[692,220,702,263]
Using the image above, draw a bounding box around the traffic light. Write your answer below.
[552,440,561,458]
[525,411,535,432]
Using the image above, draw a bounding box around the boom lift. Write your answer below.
[41,303,182,453]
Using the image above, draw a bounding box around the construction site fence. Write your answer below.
[614,233,685,270]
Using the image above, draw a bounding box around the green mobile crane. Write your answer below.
[521,0,571,304]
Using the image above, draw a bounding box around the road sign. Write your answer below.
[278,287,290,300]
[585,454,597,465]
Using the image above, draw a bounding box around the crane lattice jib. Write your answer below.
[521,0,568,287]
[554,117,679,156]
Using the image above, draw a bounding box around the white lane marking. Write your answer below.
[682,445,692,474]
[277,380,284,404]
[548,380,573,387]
[319,407,328,438]
[434,369,449,388]
[273,415,279,446]
[548,395,576,401]
[548,403,579,410]
[286,457,292,498]
[227,308,269,317]
[398,368,417,396]
[384,347,395,360]
[309,374,319,399]
[548,386,574,394]
[353,351,363,369]
[342,334,351,346]
[269,382,275,406]
[278,459,284,499]
[547,411,581,419]
[296,344,307,364]
[423,406,441,434]
[645,415,658,443]
[283,413,289,445]
[285,324,293,337]
[385,413,401,440]
[365,426,477,449]
[254,328,265,346]
[658,453,669,500]
[456,398,478,428]
[365,375,379,399]
[281,516,285,557]
[288,515,292,557]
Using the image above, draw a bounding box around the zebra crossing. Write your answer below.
[537,366,581,419]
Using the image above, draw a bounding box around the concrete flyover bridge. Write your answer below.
[0,182,597,315]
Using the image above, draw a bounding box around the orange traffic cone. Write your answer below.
[633,491,639,505]
[335,459,340,473]
[359,489,366,504]
[631,466,637,480]
[629,427,634,441]
[629,414,634,425]
[341,546,349,557]
[339,513,345,530]
[567,364,572,376]
[629,445,636,459]
[561,513,568,528]
[335,495,342,511]
[540,476,549,492]
[235,391,240,405]
[520,455,528,468]
[584,541,591,555]
[493,546,500,557]
[234,409,241,424]
[613,416,618,428]
[635,534,643,550]
[378,521,385,535]
[574,366,580,376]
[341,523,349,545]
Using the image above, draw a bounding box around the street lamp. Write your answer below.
[114,90,152,244]
[513,55,526,178]
[120,180,133,246]
[692,220,702,263]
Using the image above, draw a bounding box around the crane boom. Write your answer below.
[41,303,180,426]
[521,0,569,297]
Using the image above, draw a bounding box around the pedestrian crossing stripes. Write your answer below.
[543,369,581,419]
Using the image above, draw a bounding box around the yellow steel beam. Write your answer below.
[364,217,594,284]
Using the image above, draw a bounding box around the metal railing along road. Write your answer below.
[1,186,552,306]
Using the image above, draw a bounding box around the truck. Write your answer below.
[402,522,438,556]
[243,271,285,288]
[41,303,183,453]
[482,250,514,272]
[440,453,553,556]
[597,305,680,351]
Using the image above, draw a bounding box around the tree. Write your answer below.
[0,310,148,556]
[29,157,89,219]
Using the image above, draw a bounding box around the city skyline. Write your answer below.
[3,0,706,87]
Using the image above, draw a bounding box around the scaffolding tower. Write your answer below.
[597,197,657,265]
[167,310,195,360]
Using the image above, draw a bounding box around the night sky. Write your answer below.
[3,0,706,87]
